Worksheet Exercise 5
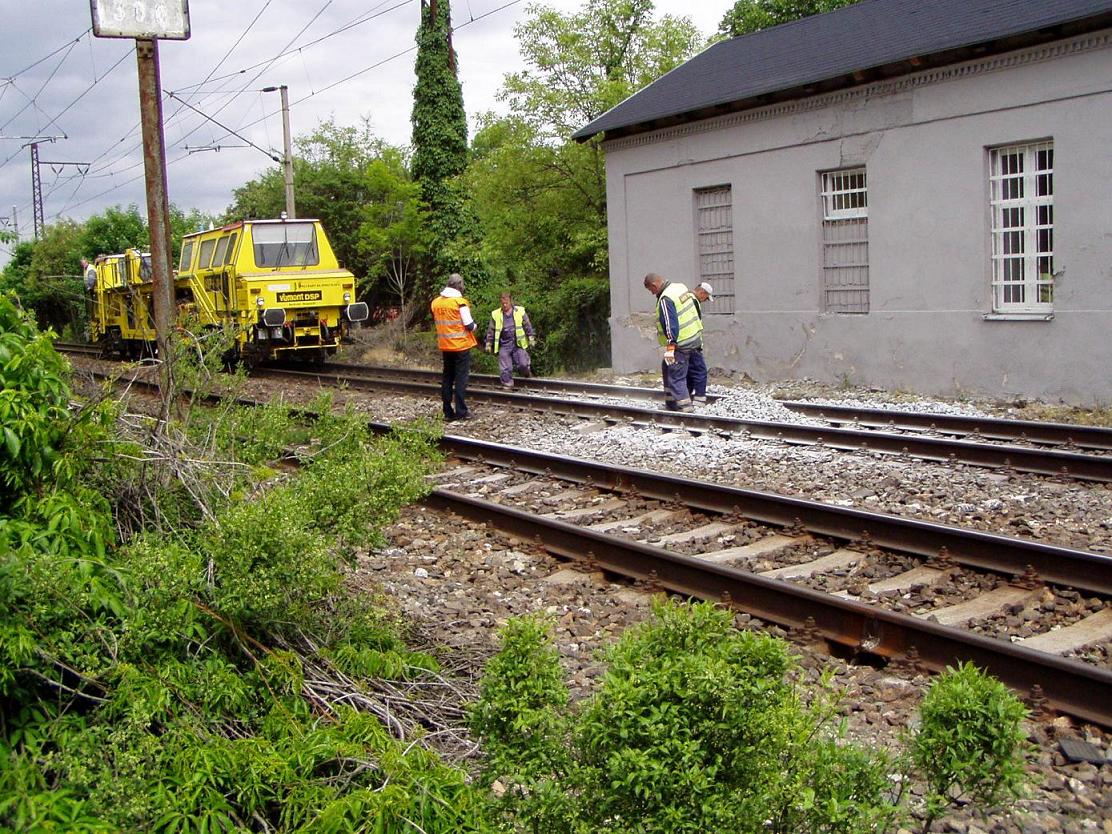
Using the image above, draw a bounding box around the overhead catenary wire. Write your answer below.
[0,45,134,174]
[36,0,412,193]
[35,0,523,220]
[1,29,91,85]
[76,0,278,188]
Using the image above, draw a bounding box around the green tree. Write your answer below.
[78,204,148,261]
[357,158,429,335]
[226,119,406,291]
[460,0,700,370]
[410,0,469,284]
[718,0,860,38]
[23,219,86,334]
[912,662,1031,831]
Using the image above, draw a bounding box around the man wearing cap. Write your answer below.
[643,272,703,412]
[431,273,478,421]
[686,282,713,405]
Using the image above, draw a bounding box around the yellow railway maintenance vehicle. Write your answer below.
[175,218,368,365]
[86,218,368,364]
[86,249,157,358]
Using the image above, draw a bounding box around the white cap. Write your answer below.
[698,281,714,300]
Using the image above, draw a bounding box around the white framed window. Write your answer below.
[694,185,735,314]
[989,141,1053,313]
[821,168,869,313]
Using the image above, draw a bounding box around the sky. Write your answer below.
[0,0,731,261]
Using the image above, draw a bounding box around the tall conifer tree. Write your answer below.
[411,0,468,282]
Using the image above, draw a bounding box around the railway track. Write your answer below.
[780,400,1112,452]
[73,363,1112,725]
[422,438,1112,727]
[55,340,105,357]
[254,364,1112,484]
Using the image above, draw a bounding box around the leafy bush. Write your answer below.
[472,599,900,834]
[1,304,490,832]
[912,661,1031,827]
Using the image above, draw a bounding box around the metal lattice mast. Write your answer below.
[30,143,43,240]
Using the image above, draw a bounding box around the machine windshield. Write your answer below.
[252,222,319,268]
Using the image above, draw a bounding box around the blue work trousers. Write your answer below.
[686,348,707,398]
[661,348,695,408]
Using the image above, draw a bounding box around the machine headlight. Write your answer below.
[256,296,264,307]
[262,308,286,327]
[343,292,351,302]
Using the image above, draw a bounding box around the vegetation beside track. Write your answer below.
[2,293,1036,832]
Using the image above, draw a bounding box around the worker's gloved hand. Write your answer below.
[486,344,494,354]
[663,345,676,365]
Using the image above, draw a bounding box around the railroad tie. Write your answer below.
[540,488,589,506]
[917,586,1039,627]
[588,509,679,532]
[470,472,512,485]
[499,480,546,496]
[544,498,627,520]
[859,566,946,596]
[1016,608,1112,655]
[423,466,478,481]
[699,534,802,564]
[650,521,735,546]
[760,548,863,581]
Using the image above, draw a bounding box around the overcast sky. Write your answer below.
[0,0,730,261]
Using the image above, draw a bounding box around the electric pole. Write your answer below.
[263,85,296,218]
[30,143,42,240]
[28,146,91,240]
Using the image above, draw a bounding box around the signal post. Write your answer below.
[90,0,190,425]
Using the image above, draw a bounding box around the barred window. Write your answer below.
[821,169,869,313]
[694,185,735,314]
[989,141,1053,313]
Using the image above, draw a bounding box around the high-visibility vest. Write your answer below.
[490,306,529,351]
[432,294,478,351]
[656,282,703,348]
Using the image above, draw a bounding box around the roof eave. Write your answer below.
[574,13,1112,144]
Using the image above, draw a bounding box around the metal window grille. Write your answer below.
[990,141,1053,313]
[694,185,735,314]
[821,168,869,313]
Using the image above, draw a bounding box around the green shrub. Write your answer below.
[0,307,489,832]
[912,661,1031,827]
[472,598,899,834]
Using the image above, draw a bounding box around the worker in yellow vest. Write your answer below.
[485,293,536,389]
[643,272,703,412]
[431,273,478,421]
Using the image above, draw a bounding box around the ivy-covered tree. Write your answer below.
[718,0,860,37]
[410,0,469,284]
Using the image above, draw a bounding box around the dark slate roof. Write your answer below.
[574,0,1112,141]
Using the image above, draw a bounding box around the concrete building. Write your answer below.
[575,0,1112,404]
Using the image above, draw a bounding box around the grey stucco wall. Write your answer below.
[604,33,1112,404]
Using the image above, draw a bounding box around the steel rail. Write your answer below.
[256,366,1112,483]
[308,360,724,404]
[780,400,1112,452]
[76,366,1112,725]
[436,434,1112,596]
[55,340,104,356]
[426,489,1112,728]
[80,365,1112,594]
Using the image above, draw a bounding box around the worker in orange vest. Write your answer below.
[431,273,478,421]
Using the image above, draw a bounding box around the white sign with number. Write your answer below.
[90,0,190,40]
